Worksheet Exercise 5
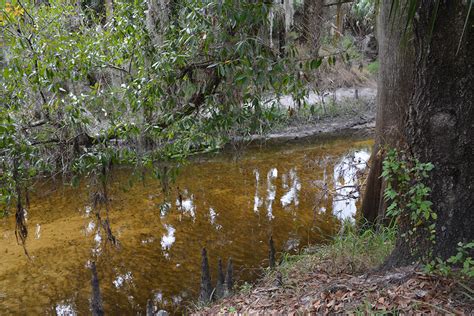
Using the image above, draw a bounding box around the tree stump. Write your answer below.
[199,248,212,303]
[224,257,233,297]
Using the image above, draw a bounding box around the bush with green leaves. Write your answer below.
[367,60,379,75]
[382,149,435,224]
[382,149,474,277]
[425,242,474,279]
[381,149,436,258]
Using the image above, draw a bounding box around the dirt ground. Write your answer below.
[194,261,474,315]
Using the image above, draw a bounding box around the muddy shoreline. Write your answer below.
[250,112,375,144]
[233,86,376,146]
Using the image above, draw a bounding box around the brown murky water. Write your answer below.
[0,135,372,315]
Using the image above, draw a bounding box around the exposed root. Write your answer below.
[14,206,31,259]
[92,188,119,248]
[14,185,31,259]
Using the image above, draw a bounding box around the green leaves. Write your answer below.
[0,0,315,215]
[426,241,474,278]
[381,148,437,246]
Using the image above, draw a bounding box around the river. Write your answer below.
[0,135,372,314]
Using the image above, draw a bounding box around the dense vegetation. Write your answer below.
[1,0,473,312]
[1,0,317,222]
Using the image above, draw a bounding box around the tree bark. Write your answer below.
[303,0,324,57]
[283,0,295,35]
[386,0,474,266]
[361,0,415,226]
[146,0,170,46]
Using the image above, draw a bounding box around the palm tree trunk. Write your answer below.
[361,0,414,226]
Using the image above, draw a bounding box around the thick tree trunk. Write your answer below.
[146,0,170,46]
[303,0,324,57]
[361,0,414,225]
[386,0,474,266]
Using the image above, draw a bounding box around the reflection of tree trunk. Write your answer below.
[361,0,414,226]
[303,0,324,57]
[90,262,104,316]
[386,1,474,266]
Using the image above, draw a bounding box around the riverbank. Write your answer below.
[193,225,474,315]
[233,86,376,146]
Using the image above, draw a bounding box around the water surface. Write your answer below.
[0,135,371,314]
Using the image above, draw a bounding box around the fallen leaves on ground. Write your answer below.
[193,262,473,315]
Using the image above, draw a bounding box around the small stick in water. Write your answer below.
[274,271,283,287]
[215,258,225,299]
[199,248,212,303]
[90,262,104,316]
[224,257,233,296]
[269,235,276,269]
[146,299,154,316]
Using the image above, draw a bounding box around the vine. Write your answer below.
[381,149,436,256]
[382,149,473,278]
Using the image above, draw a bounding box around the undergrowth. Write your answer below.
[274,221,396,279]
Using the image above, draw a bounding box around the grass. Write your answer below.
[367,60,380,75]
[275,221,397,278]
[273,97,372,128]
[314,221,396,273]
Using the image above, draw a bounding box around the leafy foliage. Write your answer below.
[382,149,436,257]
[382,149,434,222]
[0,0,326,214]
[425,242,474,279]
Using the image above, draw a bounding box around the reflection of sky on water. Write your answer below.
[176,189,196,221]
[265,168,278,220]
[85,220,95,235]
[253,169,262,213]
[55,302,76,316]
[84,206,92,217]
[93,230,102,256]
[160,202,171,218]
[141,236,155,244]
[281,168,301,208]
[332,150,370,221]
[209,208,217,225]
[208,208,222,230]
[113,271,133,289]
[90,148,369,310]
[161,224,176,258]
[35,224,41,240]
